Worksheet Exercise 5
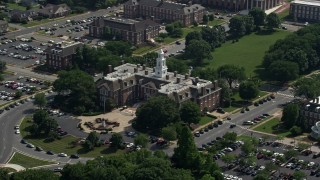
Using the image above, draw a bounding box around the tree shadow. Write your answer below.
[255,29,275,36]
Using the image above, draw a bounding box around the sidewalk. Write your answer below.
[0,163,25,172]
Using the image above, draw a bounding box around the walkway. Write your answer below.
[0,163,25,172]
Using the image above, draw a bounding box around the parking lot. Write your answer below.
[0,37,47,68]
[207,138,320,180]
[0,73,48,105]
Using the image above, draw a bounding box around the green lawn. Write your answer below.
[237,135,256,142]
[253,118,291,137]
[133,45,160,55]
[199,116,215,126]
[9,152,53,168]
[209,30,291,77]
[6,3,26,11]
[232,91,268,102]
[0,167,16,173]
[22,19,54,28]
[278,8,290,21]
[20,116,125,158]
[207,19,224,27]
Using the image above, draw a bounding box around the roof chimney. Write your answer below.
[121,60,125,65]
[174,71,177,77]
[185,73,189,79]
[145,70,149,75]
[153,67,156,72]
[195,77,199,83]
[143,64,146,70]
[166,74,169,80]
[108,65,113,73]
[134,68,138,73]
[137,64,140,69]
[177,77,181,83]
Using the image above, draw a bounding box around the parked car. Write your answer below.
[70,154,80,159]
[47,151,54,155]
[53,167,63,172]
[58,153,67,157]
[20,139,28,144]
[36,146,43,151]
[26,143,35,148]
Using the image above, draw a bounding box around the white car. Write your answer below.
[126,143,134,148]
[15,130,20,134]
[58,153,67,157]
[14,125,19,130]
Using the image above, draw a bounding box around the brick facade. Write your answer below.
[89,17,160,45]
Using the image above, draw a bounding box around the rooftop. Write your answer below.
[103,63,212,95]
[104,16,139,25]
[291,0,320,6]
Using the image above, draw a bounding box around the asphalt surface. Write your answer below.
[194,94,293,147]
[0,101,33,163]
[3,7,120,40]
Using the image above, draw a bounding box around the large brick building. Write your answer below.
[45,41,82,70]
[290,0,320,22]
[300,97,320,129]
[196,0,283,12]
[89,16,160,45]
[124,0,205,26]
[96,49,221,112]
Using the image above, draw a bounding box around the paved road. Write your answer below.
[3,8,119,40]
[0,102,34,163]
[6,65,57,82]
[195,94,294,147]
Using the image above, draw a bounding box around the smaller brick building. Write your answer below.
[300,97,320,129]
[45,41,82,70]
[96,49,221,112]
[290,0,320,22]
[89,17,160,45]
[124,0,205,26]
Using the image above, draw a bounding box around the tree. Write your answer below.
[221,154,236,166]
[185,31,202,47]
[34,93,47,109]
[201,26,226,49]
[218,79,232,107]
[242,15,255,34]
[110,133,123,149]
[265,162,278,172]
[223,132,237,142]
[60,163,87,180]
[173,126,198,169]
[290,125,302,136]
[180,101,201,124]
[201,174,215,180]
[202,15,208,24]
[249,8,266,26]
[84,131,100,150]
[15,90,23,99]
[281,103,299,128]
[294,77,320,99]
[135,96,180,131]
[166,57,188,74]
[11,169,59,180]
[53,69,96,114]
[217,65,246,88]
[0,168,9,180]
[268,61,299,82]
[161,126,177,141]
[212,170,224,180]
[229,16,246,38]
[241,140,255,155]
[104,41,132,57]
[239,81,259,101]
[134,133,149,148]
[297,142,311,151]
[284,149,298,160]
[31,109,58,136]
[0,61,6,73]
[293,171,306,180]
[266,13,281,30]
[254,173,269,180]
[185,40,212,65]
[209,14,214,21]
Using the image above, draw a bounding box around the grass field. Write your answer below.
[209,30,291,77]
[20,116,125,157]
[207,19,224,26]
[253,118,291,137]
[6,3,27,11]
[199,116,215,126]
[0,167,17,173]
[9,152,53,168]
